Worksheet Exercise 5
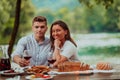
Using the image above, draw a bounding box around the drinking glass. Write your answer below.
[47,52,56,68]
[23,50,32,60]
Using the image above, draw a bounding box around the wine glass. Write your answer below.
[47,52,56,68]
[23,50,32,60]
[22,50,32,68]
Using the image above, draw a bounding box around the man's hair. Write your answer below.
[32,16,47,25]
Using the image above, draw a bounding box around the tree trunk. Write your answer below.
[8,0,21,58]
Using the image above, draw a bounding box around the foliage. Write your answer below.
[33,0,120,33]
[79,0,114,9]
[18,0,36,38]
[0,0,15,44]
[0,0,120,44]
[78,0,120,32]
[0,0,35,44]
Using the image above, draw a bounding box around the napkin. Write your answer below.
[11,62,24,73]
[6,76,20,80]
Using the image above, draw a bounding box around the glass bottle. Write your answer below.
[0,45,11,71]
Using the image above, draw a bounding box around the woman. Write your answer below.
[50,20,79,67]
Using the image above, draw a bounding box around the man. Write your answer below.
[11,16,51,67]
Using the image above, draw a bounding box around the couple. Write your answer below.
[11,16,78,67]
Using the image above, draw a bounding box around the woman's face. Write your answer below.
[52,24,67,41]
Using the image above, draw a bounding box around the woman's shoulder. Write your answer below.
[62,40,77,54]
[64,40,76,47]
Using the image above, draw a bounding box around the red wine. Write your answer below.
[24,56,31,60]
[0,58,11,71]
[48,59,56,64]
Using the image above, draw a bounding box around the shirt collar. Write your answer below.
[32,34,50,45]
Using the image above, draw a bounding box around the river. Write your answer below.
[73,33,120,65]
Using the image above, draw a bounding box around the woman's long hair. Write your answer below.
[50,20,77,50]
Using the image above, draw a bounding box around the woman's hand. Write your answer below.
[53,56,68,67]
[54,39,61,48]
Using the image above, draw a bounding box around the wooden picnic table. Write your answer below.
[0,63,120,80]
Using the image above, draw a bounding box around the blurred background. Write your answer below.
[0,0,120,65]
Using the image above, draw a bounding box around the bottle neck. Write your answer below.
[1,45,9,58]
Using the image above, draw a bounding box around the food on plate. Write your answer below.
[96,62,112,70]
[26,65,50,73]
[57,61,90,72]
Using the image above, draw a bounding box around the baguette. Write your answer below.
[58,61,90,72]
[96,62,112,70]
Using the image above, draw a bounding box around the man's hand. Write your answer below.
[13,55,30,67]
[19,58,30,67]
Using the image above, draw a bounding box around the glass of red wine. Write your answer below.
[47,52,56,68]
[23,50,32,60]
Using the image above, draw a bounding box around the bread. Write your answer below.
[26,65,50,73]
[96,62,112,70]
[57,61,90,72]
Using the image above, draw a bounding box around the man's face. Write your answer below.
[32,21,47,38]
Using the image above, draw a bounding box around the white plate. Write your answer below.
[92,69,116,73]
[48,70,93,75]
[0,70,23,76]
[26,75,54,80]
[90,65,116,73]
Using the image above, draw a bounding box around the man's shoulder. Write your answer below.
[20,34,32,39]
[18,34,33,43]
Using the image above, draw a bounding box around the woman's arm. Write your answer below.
[53,46,68,67]
[53,41,77,67]
[52,39,67,67]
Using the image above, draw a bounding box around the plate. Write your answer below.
[48,70,93,75]
[93,69,116,73]
[26,75,54,80]
[0,70,23,76]
[90,65,116,73]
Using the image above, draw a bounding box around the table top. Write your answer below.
[0,63,120,80]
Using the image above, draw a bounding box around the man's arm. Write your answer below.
[13,55,30,67]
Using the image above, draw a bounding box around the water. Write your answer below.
[73,33,120,65]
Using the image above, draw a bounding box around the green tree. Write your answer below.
[0,0,36,44]
[78,0,120,32]
[79,0,114,9]
[104,0,120,32]
[0,0,16,44]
